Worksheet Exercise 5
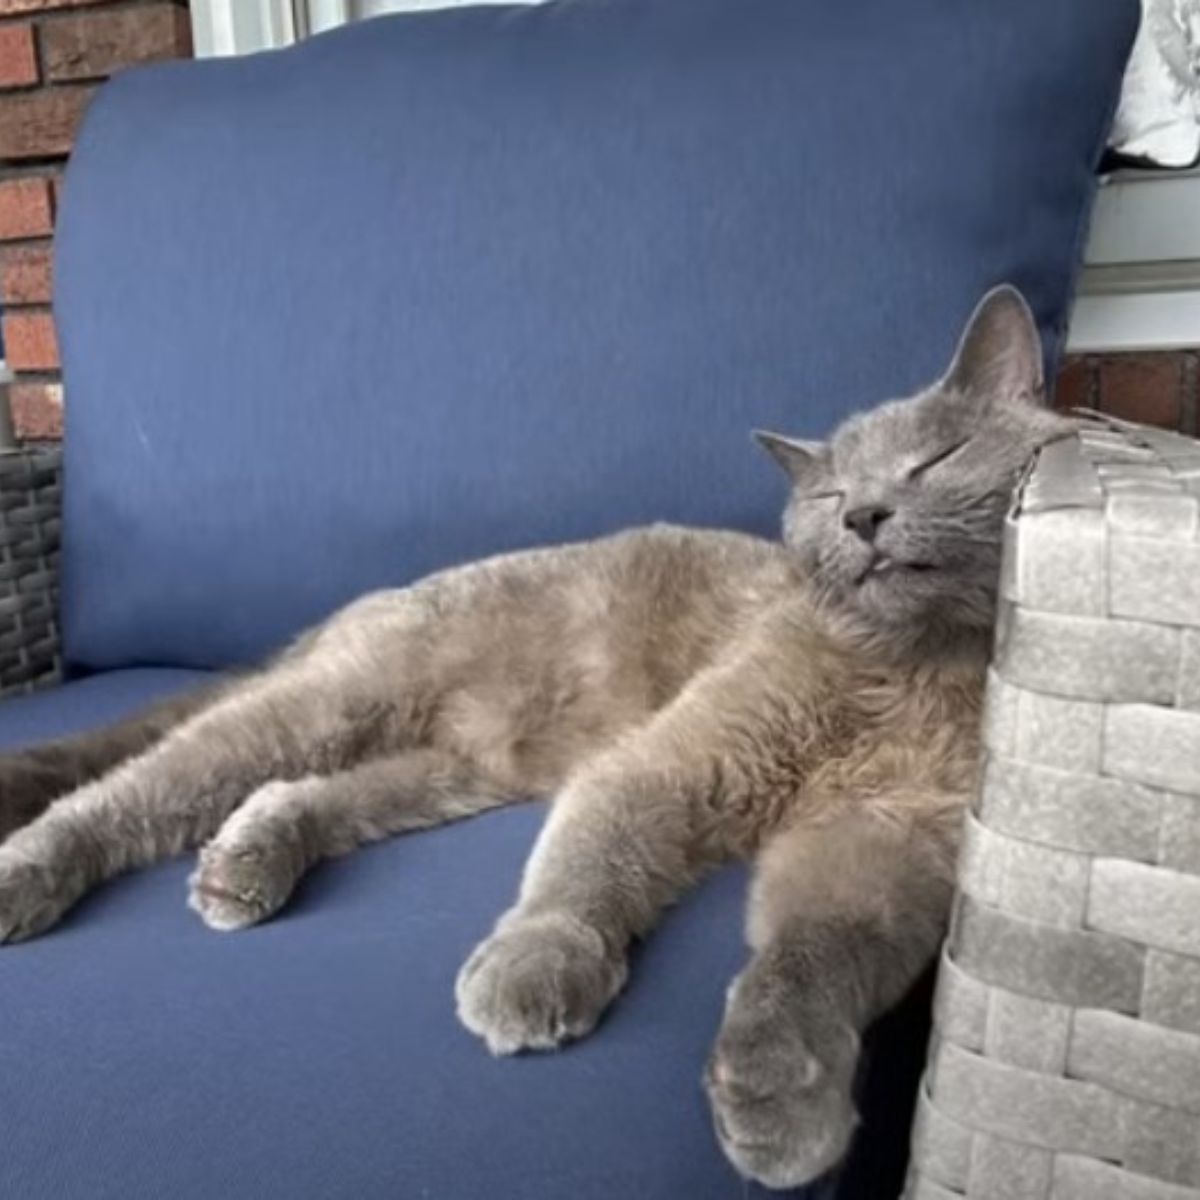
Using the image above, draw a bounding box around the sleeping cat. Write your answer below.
[0,285,1066,1189]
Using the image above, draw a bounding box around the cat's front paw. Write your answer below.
[0,852,78,943]
[188,826,304,932]
[455,911,627,1055]
[706,968,860,1189]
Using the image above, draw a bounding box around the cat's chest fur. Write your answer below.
[661,597,987,850]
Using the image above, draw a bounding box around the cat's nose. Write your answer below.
[842,505,893,543]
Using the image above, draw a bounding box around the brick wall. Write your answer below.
[0,0,191,440]
[1054,352,1199,436]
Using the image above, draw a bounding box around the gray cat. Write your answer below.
[0,286,1067,1189]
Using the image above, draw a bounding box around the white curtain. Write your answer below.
[1110,0,1200,166]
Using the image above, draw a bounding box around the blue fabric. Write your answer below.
[0,668,205,749]
[55,0,1137,671]
[0,672,928,1199]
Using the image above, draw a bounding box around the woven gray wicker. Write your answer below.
[0,447,63,699]
[905,416,1200,1200]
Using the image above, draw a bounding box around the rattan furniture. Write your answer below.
[0,446,61,699]
[907,415,1200,1200]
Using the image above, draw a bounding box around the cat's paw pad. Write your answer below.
[0,853,75,944]
[706,976,859,1189]
[455,912,626,1055]
[188,834,301,931]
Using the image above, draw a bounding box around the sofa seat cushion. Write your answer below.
[57,0,1138,670]
[0,668,210,747]
[0,671,927,1198]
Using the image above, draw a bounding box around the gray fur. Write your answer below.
[0,286,1067,1188]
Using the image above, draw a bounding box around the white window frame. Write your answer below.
[190,0,352,55]
[1068,167,1200,352]
[190,0,1200,355]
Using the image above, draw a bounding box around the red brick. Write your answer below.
[42,5,192,83]
[1052,356,1094,413]
[0,85,92,159]
[0,240,52,303]
[1185,353,1199,438]
[0,0,109,15]
[0,174,55,239]
[9,380,63,440]
[0,22,38,88]
[1097,354,1185,430]
[2,308,58,370]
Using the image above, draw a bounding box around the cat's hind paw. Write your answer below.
[455,911,627,1055]
[0,853,78,943]
[706,970,860,1189]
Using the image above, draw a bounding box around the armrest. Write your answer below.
[906,419,1200,1199]
[0,447,63,699]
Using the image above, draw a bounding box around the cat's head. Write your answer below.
[757,285,1070,634]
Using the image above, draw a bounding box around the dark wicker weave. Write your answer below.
[0,447,63,698]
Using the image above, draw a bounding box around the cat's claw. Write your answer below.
[455,911,627,1055]
[706,970,860,1189]
[0,853,76,943]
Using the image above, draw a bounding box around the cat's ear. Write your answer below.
[753,430,826,483]
[944,284,1046,407]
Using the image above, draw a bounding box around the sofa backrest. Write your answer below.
[55,0,1137,671]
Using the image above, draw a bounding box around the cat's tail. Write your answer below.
[0,677,234,842]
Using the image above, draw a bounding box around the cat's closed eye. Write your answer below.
[906,437,971,480]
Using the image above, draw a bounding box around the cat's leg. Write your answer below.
[188,749,512,931]
[0,680,229,842]
[705,803,958,1189]
[0,667,397,943]
[455,767,692,1055]
[455,698,744,1054]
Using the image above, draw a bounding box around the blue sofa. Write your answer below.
[0,1,1137,1196]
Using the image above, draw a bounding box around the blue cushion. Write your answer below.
[55,0,1137,670]
[0,673,930,1199]
[0,668,205,748]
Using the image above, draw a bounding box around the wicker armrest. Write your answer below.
[906,418,1200,1200]
[0,447,63,699]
